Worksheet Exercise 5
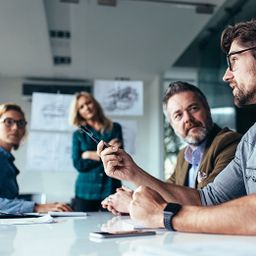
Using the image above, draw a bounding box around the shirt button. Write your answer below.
[99,173,103,177]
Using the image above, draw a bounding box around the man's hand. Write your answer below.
[34,203,72,213]
[129,186,167,228]
[97,141,140,182]
[108,138,122,148]
[101,186,133,215]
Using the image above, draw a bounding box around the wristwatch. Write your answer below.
[163,203,182,231]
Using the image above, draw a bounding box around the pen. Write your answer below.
[80,126,109,149]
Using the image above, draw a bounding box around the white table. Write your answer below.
[1,212,256,256]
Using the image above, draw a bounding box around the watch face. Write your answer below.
[164,203,182,214]
[163,203,182,231]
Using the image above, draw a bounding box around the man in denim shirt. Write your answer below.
[98,20,256,235]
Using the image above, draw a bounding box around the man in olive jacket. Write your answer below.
[169,124,241,189]
[101,81,241,214]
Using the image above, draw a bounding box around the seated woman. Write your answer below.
[0,103,72,214]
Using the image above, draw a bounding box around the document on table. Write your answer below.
[0,214,55,225]
[24,211,87,217]
[47,211,87,217]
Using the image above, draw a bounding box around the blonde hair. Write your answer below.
[0,103,27,150]
[69,92,112,132]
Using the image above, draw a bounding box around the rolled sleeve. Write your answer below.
[0,197,35,214]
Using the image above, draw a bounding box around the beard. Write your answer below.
[233,86,256,107]
[183,127,208,145]
[174,117,212,146]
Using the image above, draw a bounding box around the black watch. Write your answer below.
[163,203,182,231]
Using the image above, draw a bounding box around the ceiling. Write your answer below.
[0,0,226,82]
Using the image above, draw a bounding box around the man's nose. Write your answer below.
[183,111,194,123]
[223,67,233,82]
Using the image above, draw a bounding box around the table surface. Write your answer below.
[1,212,256,256]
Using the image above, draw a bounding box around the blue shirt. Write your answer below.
[0,147,34,213]
[184,141,206,188]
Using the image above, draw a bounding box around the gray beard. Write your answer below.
[183,127,208,146]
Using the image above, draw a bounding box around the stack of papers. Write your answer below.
[0,212,87,225]
[0,214,55,225]
[47,211,87,217]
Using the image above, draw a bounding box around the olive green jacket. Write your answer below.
[167,124,242,189]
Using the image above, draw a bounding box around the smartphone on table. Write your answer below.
[89,230,156,239]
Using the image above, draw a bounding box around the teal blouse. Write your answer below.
[72,122,123,200]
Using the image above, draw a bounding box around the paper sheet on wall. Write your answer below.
[26,131,75,172]
[94,80,143,116]
[31,92,74,131]
[113,120,137,156]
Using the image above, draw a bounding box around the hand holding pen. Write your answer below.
[97,140,141,183]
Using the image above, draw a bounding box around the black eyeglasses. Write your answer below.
[226,46,256,71]
[0,118,27,128]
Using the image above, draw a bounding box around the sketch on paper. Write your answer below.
[103,86,138,111]
[26,131,75,172]
[94,80,143,116]
[31,92,75,131]
[41,103,66,118]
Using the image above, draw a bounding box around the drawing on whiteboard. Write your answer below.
[41,103,66,117]
[103,86,138,111]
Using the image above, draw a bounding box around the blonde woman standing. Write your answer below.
[69,92,123,211]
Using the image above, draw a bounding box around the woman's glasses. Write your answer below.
[0,117,27,129]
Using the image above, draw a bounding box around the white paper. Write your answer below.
[0,214,55,225]
[48,211,87,217]
[26,131,75,172]
[94,80,143,116]
[31,92,75,131]
[113,120,137,155]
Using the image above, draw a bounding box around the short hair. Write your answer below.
[221,19,256,58]
[0,103,27,150]
[163,81,210,111]
[0,103,26,118]
[69,91,112,132]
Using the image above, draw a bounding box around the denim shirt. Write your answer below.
[199,122,256,205]
[0,147,34,213]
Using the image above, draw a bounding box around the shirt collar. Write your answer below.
[0,146,15,162]
[184,140,206,166]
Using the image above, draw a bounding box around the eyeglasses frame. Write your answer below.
[0,117,27,129]
[226,46,256,71]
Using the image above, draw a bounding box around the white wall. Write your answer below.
[0,76,164,202]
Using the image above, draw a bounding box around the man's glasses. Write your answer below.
[226,46,256,71]
[0,118,27,129]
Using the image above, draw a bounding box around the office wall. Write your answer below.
[0,76,163,202]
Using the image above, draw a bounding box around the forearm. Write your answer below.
[82,151,100,161]
[0,197,35,214]
[131,168,201,205]
[173,194,256,235]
